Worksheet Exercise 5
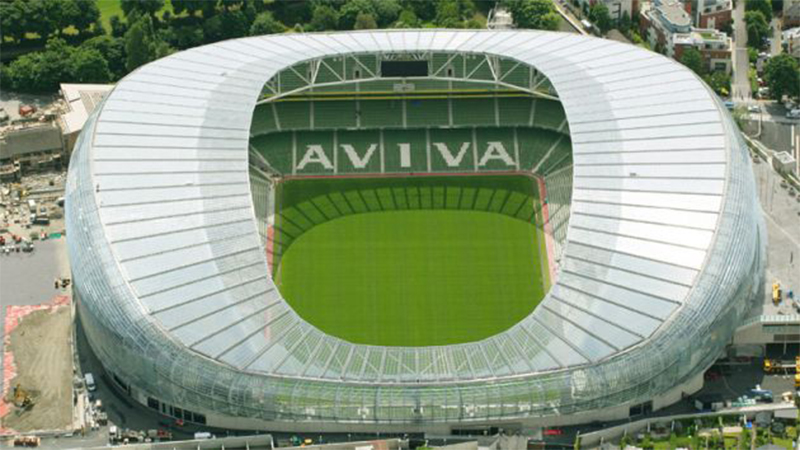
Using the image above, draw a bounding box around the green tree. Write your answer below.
[371,0,402,27]
[704,71,731,96]
[464,13,487,28]
[589,2,612,34]
[72,48,112,83]
[124,15,157,72]
[81,35,126,79]
[764,53,800,100]
[25,0,62,39]
[0,0,28,43]
[354,12,378,30]
[408,1,436,23]
[435,0,463,28]
[120,0,164,19]
[251,11,287,35]
[340,0,375,29]
[171,0,207,17]
[309,5,339,31]
[1,38,74,92]
[745,0,772,23]
[507,0,560,31]
[748,46,759,64]
[109,15,127,38]
[619,11,632,33]
[220,8,251,39]
[745,11,769,50]
[679,47,706,76]
[394,9,420,28]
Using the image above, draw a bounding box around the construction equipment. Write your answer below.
[13,435,40,447]
[773,282,782,305]
[763,357,799,374]
[13,384,33,410]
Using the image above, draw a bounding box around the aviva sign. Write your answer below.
[253,128,565,176]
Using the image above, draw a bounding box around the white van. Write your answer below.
[85,373,96,392]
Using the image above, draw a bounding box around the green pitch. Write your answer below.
[275,176,549,347]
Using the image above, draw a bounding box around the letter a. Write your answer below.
[478,142,516,167]
[296,145,333,170]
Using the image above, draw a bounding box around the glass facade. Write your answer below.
[66,30,765,430]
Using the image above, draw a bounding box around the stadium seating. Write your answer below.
[249,95,573,179]
[543,166,573,263]
[251,126,570,177]
[252,98,567,136]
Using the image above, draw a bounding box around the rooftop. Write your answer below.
[59,83,114,135]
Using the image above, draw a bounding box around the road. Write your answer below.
[731,0,752,103]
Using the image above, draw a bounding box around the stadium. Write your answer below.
[65,30,765,433]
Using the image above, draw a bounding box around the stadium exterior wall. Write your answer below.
[65,30,765,433]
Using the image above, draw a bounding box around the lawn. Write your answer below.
[275,176,548,347]
[98,0,175,31]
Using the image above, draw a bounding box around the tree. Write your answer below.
[745,0,772,23]
[81,35,127,79]
[619,11,631,33]
[679,47,706,76]
[1,38,74,92]
[507,0,560,31]
[309,5,339,31]
[464,14,487,28]
[340,0,375,29]
[589,2,612,34]
[171,0,207,17]
[25,0,62,39]
[220,8,251,39]
[763,54,800,100]
[120,0,164,19]
[371,0,402,27]
[251,11,287,35]
[354,12,378,30]
[704,71,731,96]
[72,48,112,83]
[0,0,28,44]
[435,0,463,28]
[745,11,769,50]
[394,9,420,28]
[124,15,157,72]
[109,15,127,38]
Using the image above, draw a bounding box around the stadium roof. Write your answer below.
[88,30,731,384]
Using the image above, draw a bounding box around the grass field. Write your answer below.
[275,175,549,347]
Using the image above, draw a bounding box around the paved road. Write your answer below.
[732,0,752,103]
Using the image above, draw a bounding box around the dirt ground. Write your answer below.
[2,306,72,432]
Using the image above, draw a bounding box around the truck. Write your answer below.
[84,373,96,392]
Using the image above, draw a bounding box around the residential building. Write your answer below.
[673,29,733,73]
[694,0,732,31]
[783,27,800,60]
[640,0,732,73]
[785,0,800,28]
[576,0,636,21]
